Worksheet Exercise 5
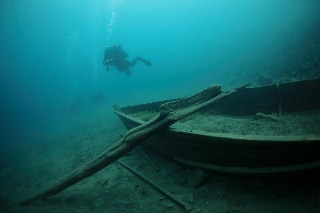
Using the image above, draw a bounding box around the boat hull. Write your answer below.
[114,79,320,175]
[114,110,320,175]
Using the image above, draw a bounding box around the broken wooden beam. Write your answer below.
[19,84,238,206]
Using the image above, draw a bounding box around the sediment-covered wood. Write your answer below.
[19,84,237,206]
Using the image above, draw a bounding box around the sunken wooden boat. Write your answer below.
[113,78,320,175]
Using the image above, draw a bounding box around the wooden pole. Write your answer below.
[117,160,192,211]
[19,84,238,206]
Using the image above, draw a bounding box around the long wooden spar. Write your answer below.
[19,84,239,206]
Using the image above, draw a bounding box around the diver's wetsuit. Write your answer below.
[103,44,152,75]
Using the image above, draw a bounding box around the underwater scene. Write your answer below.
[1,0,320,212]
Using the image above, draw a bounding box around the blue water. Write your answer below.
[1,0,320,211]
[0,0,319,180]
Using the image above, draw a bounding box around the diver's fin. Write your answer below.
[139,58,152,67]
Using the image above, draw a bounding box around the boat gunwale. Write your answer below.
[114,110,320,143]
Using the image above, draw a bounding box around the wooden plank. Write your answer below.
[20,84,235,206]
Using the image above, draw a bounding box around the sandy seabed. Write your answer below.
[1,106,320,213]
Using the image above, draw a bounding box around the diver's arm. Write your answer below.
[103,56,110,71]
[103,56,107,66]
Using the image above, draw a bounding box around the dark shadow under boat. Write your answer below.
[113,78,320,176]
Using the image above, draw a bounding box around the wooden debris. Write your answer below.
[137,147,160,172]
[117,160,193,212]
[253,112,282,122]
[19,84,239,206]
[187,169,210,188]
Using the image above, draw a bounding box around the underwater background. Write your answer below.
[1,0,320,143]
[1,0,320,212]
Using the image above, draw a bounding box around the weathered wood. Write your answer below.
[117,160,193,211]
[137,147,160,172]
[19,84,236,206]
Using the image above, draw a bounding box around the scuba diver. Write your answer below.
[103,44,152,75]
